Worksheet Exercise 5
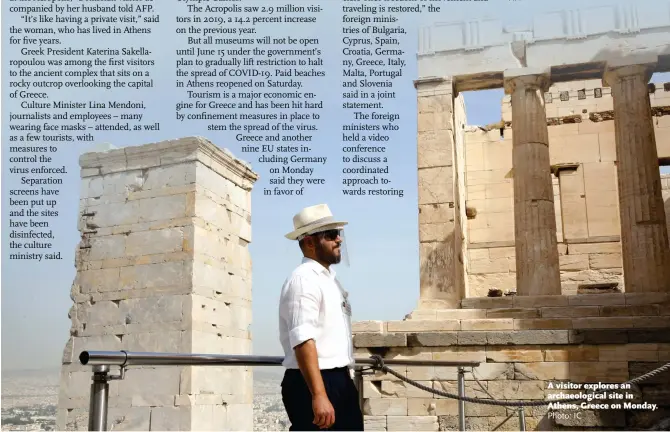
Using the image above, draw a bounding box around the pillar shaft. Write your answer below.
[414,77,465,309]
[506,74,561,296]
[604,65,670,293]
[57,137,258,431]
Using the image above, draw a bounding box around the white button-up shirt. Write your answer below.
[278,257,354,370]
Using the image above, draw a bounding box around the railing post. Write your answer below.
[518,407,526,431]
[457,367,466,432]
[88,365,110,431]
[354,367,364,416]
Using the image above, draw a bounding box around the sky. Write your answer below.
[2,0,669,371]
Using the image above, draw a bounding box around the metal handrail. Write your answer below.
[79,350,482,431]
[79,350,481,367]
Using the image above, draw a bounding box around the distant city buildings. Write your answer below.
[2,370,290,431]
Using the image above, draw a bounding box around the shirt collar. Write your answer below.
[302,257,336,278]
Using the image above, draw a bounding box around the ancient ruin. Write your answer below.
[353,4,670,431]
[57,137,258,430]
[55,4,670,432]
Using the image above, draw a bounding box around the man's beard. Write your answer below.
[316,245,341,265]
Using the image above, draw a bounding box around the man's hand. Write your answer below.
[312,393,335,429]
[294,339,335,429]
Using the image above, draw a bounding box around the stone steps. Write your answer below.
[458,292,668,309]
[407,304,667,320]
[353,315,670,334]
[353,327,670,348]
[351,292,670,349]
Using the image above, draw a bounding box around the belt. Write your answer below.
[285,366,350,373]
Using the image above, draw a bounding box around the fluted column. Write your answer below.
[504,71,561,296]
[603,64,670,293]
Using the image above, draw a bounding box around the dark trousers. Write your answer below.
[281,367,364,431]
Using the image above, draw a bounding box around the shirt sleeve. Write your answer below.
[281,275,322,349]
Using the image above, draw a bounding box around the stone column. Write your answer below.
[504,70,561,296]
[414,77,466,309]
[57,137,258,431]
[603,63,670,293]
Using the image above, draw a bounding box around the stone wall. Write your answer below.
[56,137,258,431]
[353,293,670,431]
[416,78,466,309]
[463,80,670,297]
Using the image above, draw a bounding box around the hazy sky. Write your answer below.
[2,0,669,371]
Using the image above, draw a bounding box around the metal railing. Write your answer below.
[79,350,670,431]
[79,350,482,431]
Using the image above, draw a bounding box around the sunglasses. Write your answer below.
[311,229,341,241]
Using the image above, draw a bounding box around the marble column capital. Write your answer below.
[503,71,551,95]
[602,63,655,87]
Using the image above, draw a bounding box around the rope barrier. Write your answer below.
[366,355,670,407]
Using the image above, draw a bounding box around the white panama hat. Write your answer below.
[285,204,348,240]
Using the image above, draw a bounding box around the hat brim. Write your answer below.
[285,221,348,240]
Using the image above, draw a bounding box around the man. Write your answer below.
[278,204,364,431]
